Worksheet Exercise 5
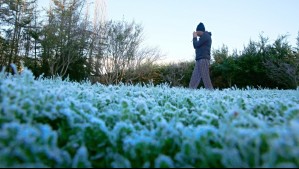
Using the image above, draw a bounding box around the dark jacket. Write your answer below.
[193,31,212,60]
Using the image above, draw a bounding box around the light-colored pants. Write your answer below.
[189,59,214,90]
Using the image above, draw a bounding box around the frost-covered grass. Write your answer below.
[0,68,299,168]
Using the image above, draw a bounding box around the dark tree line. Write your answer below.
[120,33,299,89]
[0,0,163,82]
[1,0,298,89]
[211,34,299,89]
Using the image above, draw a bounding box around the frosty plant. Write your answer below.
[0,65,299,168]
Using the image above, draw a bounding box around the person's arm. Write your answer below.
[193,34,208,49]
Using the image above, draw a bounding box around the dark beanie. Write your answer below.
[196,22,205,32]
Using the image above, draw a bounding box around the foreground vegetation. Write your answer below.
[1,68,298,167]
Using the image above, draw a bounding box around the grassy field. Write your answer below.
[0,68,299,168]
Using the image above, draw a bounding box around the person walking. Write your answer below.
[189,22,214,90]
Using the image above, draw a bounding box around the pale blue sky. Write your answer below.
[38,0,299,63]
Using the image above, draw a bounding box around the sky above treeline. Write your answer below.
[38,0,299,63]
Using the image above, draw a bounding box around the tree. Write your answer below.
[21,2,43,77]
[41,0,89,77]
[89,20,163,85]
[0,0,37,71]
[210,33,298,89]
[211,45,240,88]
[0,35,9,67]
[120,46,164,84]
[212,44,229,63]
[263,58,298,89]
[263,35,299,89]
[98,20,143,84]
